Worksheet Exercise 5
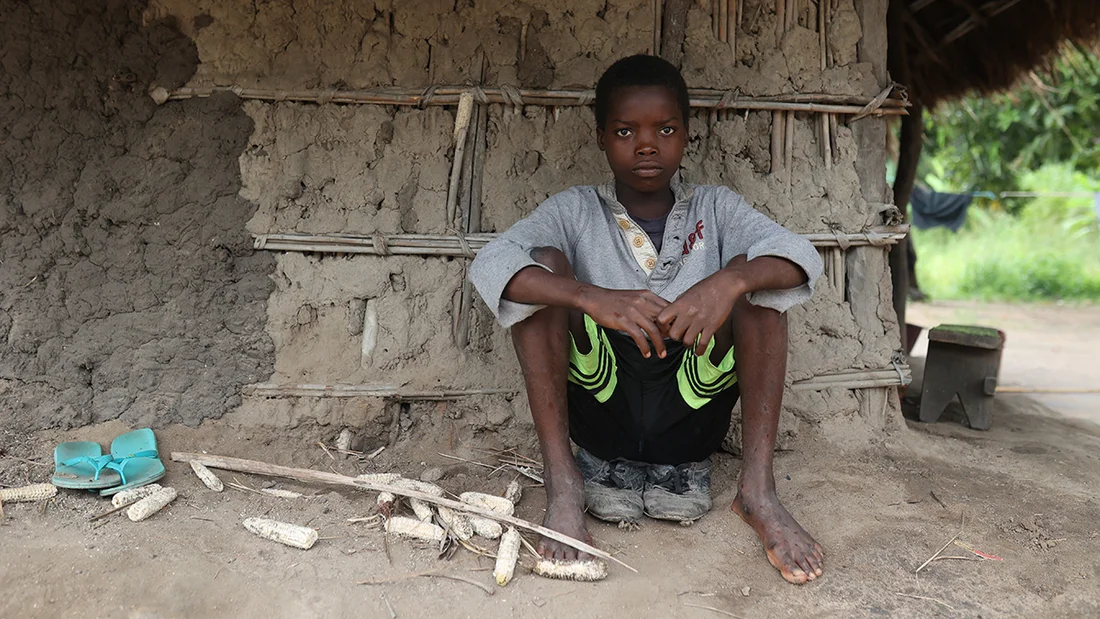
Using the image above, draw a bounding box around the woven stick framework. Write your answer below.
[241,364,910,401]
[151,85,907,116]
[252,226,909,257]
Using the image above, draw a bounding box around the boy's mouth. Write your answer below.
[632,163,664,178]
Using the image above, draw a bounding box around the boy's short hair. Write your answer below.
[594,55,691,131]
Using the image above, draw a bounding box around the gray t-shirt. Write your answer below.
[469,176,823,328]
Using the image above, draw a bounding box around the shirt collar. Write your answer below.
[597,172,695,214]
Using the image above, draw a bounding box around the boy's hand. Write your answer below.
[658,271,745,356]
[579,287,670,359]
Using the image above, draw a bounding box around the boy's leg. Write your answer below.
[725,287,825,584]
[511,247,591,561]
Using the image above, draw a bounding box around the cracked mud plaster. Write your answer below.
[0,1,274,430]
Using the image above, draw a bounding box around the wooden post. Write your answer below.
[660,0,693,67]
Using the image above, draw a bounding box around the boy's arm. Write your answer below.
[657,255,805,356]
[658,187,822,354]
[504,267,670,359]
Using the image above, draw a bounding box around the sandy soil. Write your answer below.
[2,301,1099,618]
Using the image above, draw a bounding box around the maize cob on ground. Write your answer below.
[460,491,515,516]
[494,527,522,586]
[533,558,609,581]
[391,479,445,497]
[127,487,178,522]
[409,498,434,522]
[356,473,403,485]
[111,483,163,507]
[435,506,474,541]
[504,480,523,505]
[0,483,57,502]
[385,515,446,543]
[469,515,503,540]
[189,461,224,492]
[243,517,319,550]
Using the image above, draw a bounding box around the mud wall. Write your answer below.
[0,1,274,430]
[2,0,900,443]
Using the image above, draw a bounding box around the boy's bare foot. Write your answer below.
[538,488,593,561]
[732,486,824,584]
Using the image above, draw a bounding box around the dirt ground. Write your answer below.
[2,300,1099,618]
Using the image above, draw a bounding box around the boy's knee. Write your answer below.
[530,246,574,278]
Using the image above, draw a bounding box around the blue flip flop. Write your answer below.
[98,429,166,497]
[52,441,123,490]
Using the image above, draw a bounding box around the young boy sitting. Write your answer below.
[469,55,825,584]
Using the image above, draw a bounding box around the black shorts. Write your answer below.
[566,315,740,465]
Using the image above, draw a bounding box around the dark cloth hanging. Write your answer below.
[909,185,973,231]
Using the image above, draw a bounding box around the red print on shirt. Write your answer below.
[681,220,705,256]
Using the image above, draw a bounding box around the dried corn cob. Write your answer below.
[392,479,445,497]
[460,491,515,516]
[189,461,224,492]
[260,488,302,499]
[356,472,403,484]
[494,527,522,586]
[243,517,318,549]
[0,483,57,502]
[436,506,474,541]
[504,480,523,505]
[385,515,446,543]
[127,486,178,522]
[469,515,503,540]
[112,483,163,507]
[533,558,609,581]
[409,498,434,522]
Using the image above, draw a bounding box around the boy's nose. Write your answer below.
[636,144,658,157]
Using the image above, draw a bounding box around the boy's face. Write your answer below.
[597,85,686,196]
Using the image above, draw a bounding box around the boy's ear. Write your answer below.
[596,127,606,151]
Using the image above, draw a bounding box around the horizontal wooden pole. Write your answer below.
[253,226,909,257]
[153,85,907,116]
[244,367,910,400]
[242,383,517,400]
[791,366,912,390]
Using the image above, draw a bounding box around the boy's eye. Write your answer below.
[615,128,632,137]
[659,126,676,136]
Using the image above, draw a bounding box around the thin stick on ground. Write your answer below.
[171,451,633,572]
[88,498,142,521]
[437,452,496,470]
[317,442,337,461]
[930,555,983,563]
[895,592,956,611]
[681,602,745,618]
[916,533,960,573]
[519,532,542,560]
[358,568,494,596]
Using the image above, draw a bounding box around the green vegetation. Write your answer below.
[910,45,1100,302]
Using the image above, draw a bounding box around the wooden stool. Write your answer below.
[919,324,1005,430]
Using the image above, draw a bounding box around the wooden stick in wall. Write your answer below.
[785,111,795,182]
[771,110,784,173]
[653,0,662,55]
[729,0,737,59]
[455,104,488,351]
[444,92,475,228]
[712,0,720,38]
[829,112,839,164]
[719,0,728,42]
[776,0,785,42]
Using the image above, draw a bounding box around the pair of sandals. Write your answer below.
[51,428,165,496]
